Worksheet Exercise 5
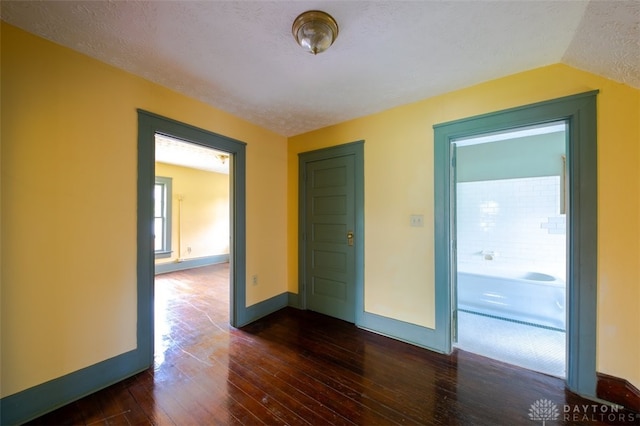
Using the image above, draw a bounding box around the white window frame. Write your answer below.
[154,176,172,258]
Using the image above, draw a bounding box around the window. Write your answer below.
[154,176,172,258]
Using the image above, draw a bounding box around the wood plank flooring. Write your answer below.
[26,264,639,425]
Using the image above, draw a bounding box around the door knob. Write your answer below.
[347,231,354,246]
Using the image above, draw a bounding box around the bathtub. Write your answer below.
[457,269,566,330]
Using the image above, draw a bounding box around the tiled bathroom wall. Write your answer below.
[456,176,566,278]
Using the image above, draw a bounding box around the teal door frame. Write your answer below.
[433,91,598,397]
[298,141,365,325]
[138,110,249,363]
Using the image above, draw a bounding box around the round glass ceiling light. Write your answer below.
[292,10,339,55]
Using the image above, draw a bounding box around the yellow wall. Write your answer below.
[2,20,639,400]
[155,163,230,264]
[289,64,640,388]
[1,23,288,397]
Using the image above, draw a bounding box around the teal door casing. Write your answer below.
[137,110,249,342]
[433,91,598,397]
[299,141,364,324]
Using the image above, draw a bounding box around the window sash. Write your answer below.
[154,176,172,257]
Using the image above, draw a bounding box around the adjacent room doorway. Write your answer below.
[137,110,248,371]
[153,134,231,367]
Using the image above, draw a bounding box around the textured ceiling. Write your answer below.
[155,135,229,174]
[2,1,639,137]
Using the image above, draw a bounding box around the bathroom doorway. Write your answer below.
[451,122,568,377]
[433,91,598,396]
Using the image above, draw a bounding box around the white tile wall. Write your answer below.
[456,176,566,278]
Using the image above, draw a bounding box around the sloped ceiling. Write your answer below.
[2,1,638,137]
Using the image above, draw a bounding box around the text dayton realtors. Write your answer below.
[562,404,637,423]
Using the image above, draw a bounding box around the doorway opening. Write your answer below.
[137,110,248,373]
[153,134,231,366]
[432,91,598,396]
[451,122,567,377]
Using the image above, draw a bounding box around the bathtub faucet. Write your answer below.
[481,250,497,260]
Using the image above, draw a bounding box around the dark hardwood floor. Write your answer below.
[27,264,639,425]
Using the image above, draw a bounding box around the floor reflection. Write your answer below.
[154,263,230,370]
[26,272,638,425]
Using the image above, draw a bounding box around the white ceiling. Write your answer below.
[2,1,639,137]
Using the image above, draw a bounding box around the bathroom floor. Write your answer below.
[454,310,566,378]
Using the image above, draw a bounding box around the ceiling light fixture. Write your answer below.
[292,10,338,55]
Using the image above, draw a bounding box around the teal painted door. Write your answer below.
[305,155,356,322]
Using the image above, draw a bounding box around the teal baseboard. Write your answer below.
[0,349,147,425]
[5,295,443,425]
[0,286,288,425]
[285,292,444,354]
[155,254,229,274]
[358,311,446,354]
[236,292,289,328]
[287,292,302,309]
